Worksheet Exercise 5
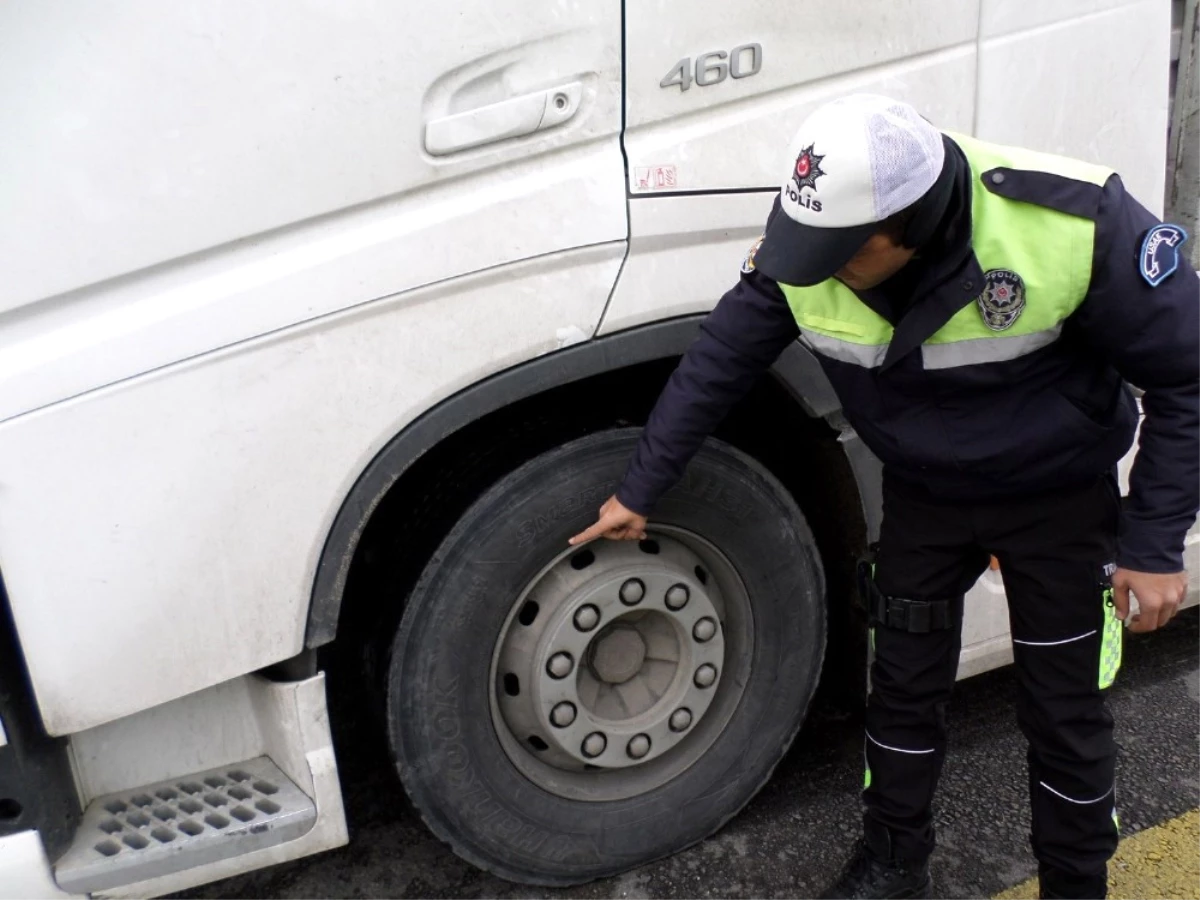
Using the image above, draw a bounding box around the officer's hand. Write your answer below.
[1111,568,1187,632]
[568,495,648,545]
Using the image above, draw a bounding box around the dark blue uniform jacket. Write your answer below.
[616,146,1200,574]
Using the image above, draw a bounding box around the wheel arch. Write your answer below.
[304,316,882,649]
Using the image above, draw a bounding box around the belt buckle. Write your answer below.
[907,600,932,633]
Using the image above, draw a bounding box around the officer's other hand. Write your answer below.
[1111,568,1187,632]
[568,495,648,545]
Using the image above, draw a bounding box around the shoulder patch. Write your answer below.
[741,235,764,275]
[982,168,1104,220]
[1139,224,1188,287]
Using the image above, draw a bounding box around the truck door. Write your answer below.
[602,0,978,334]
[0,0,627,736]
[0,0,627,420]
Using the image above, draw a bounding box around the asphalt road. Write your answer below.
[184,609,1199,899]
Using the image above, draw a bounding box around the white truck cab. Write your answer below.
[0,1,1192,895]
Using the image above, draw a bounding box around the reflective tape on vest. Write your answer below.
[799,332,888,368]
[920,323,1063,369]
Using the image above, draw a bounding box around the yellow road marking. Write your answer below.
[995,809,1199,899]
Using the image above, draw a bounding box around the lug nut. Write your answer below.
[693,617,717,642]
[665,584,690,610]
[627,734,651,759]
[574,604,600,632]
[582,732,607,758]
[550,702,577,728]
[546,652,574,679]
[669,708,693,732]
[694,664,718,688]
[619,578,645,606]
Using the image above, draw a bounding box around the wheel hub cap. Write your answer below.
[588,624,646,684]
[494,536,728,772]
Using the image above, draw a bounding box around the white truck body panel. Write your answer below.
[0,832,79,900]
[0,244,623,735]
[600,192,774,336]
[623,0,978,194]
[622,0,1167,210]
[976,0,1170,214]
[0,140,626,424]
[0,0,624,312]
[0,0,625,735]
[0,1,625,424]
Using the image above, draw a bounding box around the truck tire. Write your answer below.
[386,428,825,884]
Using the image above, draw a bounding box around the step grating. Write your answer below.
[55,756,316,893]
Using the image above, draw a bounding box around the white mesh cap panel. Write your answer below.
[777,94,945,228]
[867,103,945,220]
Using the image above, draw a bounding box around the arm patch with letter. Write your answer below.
[1139,224,1188,287]
[741,235,764,274]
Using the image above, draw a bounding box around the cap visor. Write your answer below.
[753,214,879,287]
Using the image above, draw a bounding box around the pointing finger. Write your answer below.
[569,520,608,546]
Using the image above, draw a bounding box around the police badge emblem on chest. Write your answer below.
[976,269,1026,331]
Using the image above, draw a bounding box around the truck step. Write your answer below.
[55,756,316,894]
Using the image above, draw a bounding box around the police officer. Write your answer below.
[569,94,1199,899]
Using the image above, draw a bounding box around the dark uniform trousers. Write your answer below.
[864,471,1122,881]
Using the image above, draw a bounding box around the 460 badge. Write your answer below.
[660,43,762,91]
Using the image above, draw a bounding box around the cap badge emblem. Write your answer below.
[791,144,826,193]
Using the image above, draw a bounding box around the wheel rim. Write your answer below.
[489,527,754,802]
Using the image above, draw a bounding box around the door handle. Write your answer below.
[424,82,582,156]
